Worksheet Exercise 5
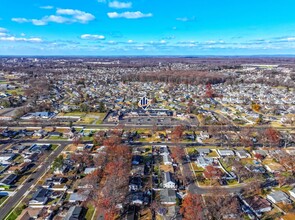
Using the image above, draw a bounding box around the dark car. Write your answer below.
[27,178,34,183]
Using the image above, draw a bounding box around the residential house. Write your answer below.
[76,144,85,151]
[252,150,268,158]
[217,149,235,157]
[129,176,142,192]
[7,162,32,174]
[159,146,169,156]
[132,155,142,165]
[163,172,176,189]
[196,156,214,168]
[130,165,145,176]
[69,191,89,203]
[16,207,44,220]
[163,154,172,165]
[48,132,62,137]
[127,192,148,205]
[0,174,17,189]
[0,153,16,165]
[203,166,223,180]
[33,130,48,138]
[53,165,69,175]
[244,196,272,216]
[20,112,56,120]
[267,191,291,204]
[235,150,251,159]
[84,167,97,174]
[64,206,84,220]
[197,148,211,156]
[29,187,51,207]
[160,189,176,205]
[44,177,66,188]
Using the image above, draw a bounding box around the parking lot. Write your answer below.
[104,115,199,127]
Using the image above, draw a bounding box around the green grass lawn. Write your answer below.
[227,179,239,186]
[0,196,8,206]
[85,204,96,220]
[82,136,93,141]
[51,144,59,151]
[219,159,233,171]
[7,88,24,96]
[5,203,26,220]
[191,163,205,172]
[61,112,86,117]
[47,198,59,205]
[186,147,196,154]
[65,193,71,201]
[207,150,218,157]
[273,185,293,193]
[48,136,68,140]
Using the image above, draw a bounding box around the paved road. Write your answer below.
[0,143,67,220]
[1,123,294,131]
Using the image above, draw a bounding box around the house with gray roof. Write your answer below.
[235,150,251,158]
[217,149,235,157]
[197,148,211,155]
[29,187,51,207]
[163,154,172,165]
[0,174,17,189]
[69,192,88,203]
[196,156,214,168]
[160,189,176,205]
[64,206,84,220]
[267,191,291,204]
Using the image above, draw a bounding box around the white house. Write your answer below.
[235,150,251,159]
[217,149,235,157]
[163,172,176,189]
[163,154,172,165]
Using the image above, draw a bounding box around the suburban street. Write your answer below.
[0,143,68,220]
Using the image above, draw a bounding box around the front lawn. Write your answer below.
[85,204,96,220]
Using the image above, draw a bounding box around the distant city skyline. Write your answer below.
[1,0,295,55]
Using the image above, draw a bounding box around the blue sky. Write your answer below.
[1,0,295,55]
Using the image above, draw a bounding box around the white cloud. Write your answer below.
[109,1,132,9]
[31,19,47,26]
[56,8,95,23]
[40,6,53,10]
[12,8,95,26]
[0,36,42,43]
[81,34,105,40]
[176,16,196,22]
[107,40,117,45]
[0,27,7,33]
[107,11,152,19]
[12,18,29,23]
[127,40,134,43]
[148,40,167,45]
[46,15,70,23]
